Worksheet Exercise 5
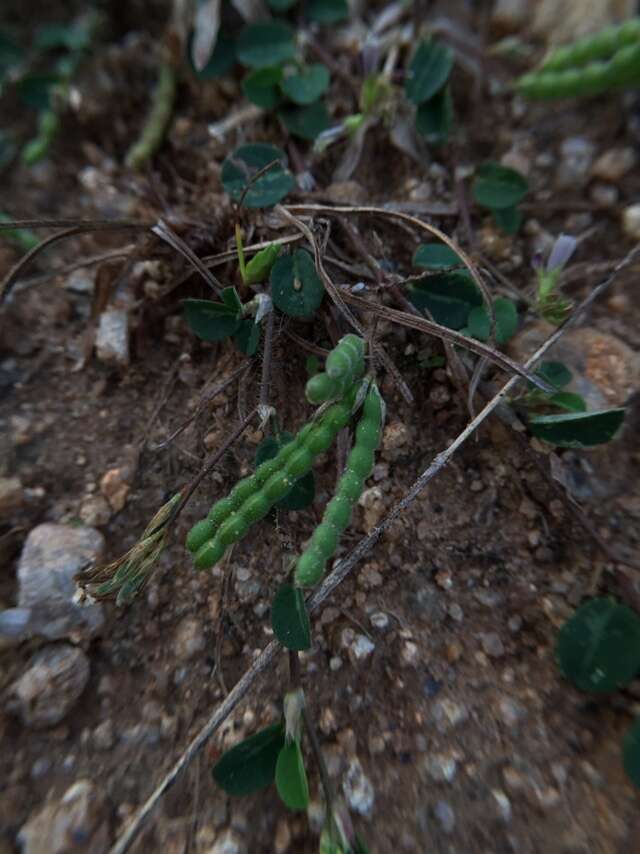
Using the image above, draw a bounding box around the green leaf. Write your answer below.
[272,584,311,650]
[278,100,331,141]
[623,719,640,789]
[548,391,587,413]
[234,318,261,356]
[183,298,241,342]
[405,39,454,106]
[221,143,294,208]
[237,21,296,70]
[255,432,316,510]
[473,162,528,210]
[413,243,462,270]
[244,243,281,285]
[268,0,298,9]
[408,271,482,330]
[307,0,349,24]
[534,361,573,391]
[212,723,285,796]
[16,73,59,109]
[281,63,330,105]
[191,32,236,79]
[466,297,518,344]
[492,205,522,235]
[271,249,325,318]
[528,408,625,448]
[275,741,310,810]
[222,286,243,314]
[34,23,91,52]
[0,212,39,251]
[415,86,453,144]
[242,66,283,108]
[555,598,640,694]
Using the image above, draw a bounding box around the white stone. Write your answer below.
[10,644,90,728]
[95,309,129,366]
[18,780,108,854]
[622,204,640,241]
[342,758,375,818]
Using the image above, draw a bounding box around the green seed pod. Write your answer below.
[242,492,272,525]
[355,420,380,451]
[305,425,335,455]
[217,512,249,546]
[186,518,216,553]
[306,372,340,404]
[194,537,226,570]
[229,476,259,510]
[294,546,327,587]
[324,404,352,434]
[324,495,353,532]
[347,445,375,480]
[339,471,364,503]
[285,447,315,479]
[254,457,282,486]
[311,523,340,559]
[207,496,235,527]
[263,471,293,504]
[326,334,365,380]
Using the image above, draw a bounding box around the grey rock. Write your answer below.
[591,147,637,182]
[95,309,129,366]
[432,698,469,731]
[433,800,455,834]
[492,789,512,822]
[622,204,640,241]
[342,758,375,818]
[18,779,108,854]
[482,632,505,658]
[78,495,112,527]
[9,644,90,728]
[208,829,247,854]
[498,697,527,727]
[422,753,457,783]
[0,476,24,513]
[555,137,596,189]
[174,617,206,661]
[93,720,115,751]
[369,611,389,630]
[1,524,105,645]
[348,634,375,663]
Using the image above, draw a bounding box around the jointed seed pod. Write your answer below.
[294,382,385,588]
[194,537,226,571]
[516,20,640,100]
[326,334,365,381]
[540,19,640,72]
[305,372,340,405]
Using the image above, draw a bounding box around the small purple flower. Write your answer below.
[546,234,577,273]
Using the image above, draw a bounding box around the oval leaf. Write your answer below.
[242,66,283,108]
[272,584,311,651]
[183,298,241,342]
[255,432,316,510]
[221,143,294,208]
[212,723,285,796]
[413,242,461,270]
[623,718,640,789]
[555,598,640,694]
[533,361,573,391]
[271,249,325,318]
[528,408,625,448]
[466,297,518,344]
[473,163,528,210]
[278,100,331,141]
[548,391,587,413]
[405,39,454,105]
[415,86,454,144]
[236,21,296,69]
[408,271,482,330]
[281,63,330,105]
[275,741,310,811]
[492,205,522,235]
[244,243,281,285]
[234,318,261,355]
[307,0,348,24]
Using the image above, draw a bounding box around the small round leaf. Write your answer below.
[272,584,311,651]
[212,723,285,796]
[623,718,640,789]
[473,163,529,210]
[278,100,331,141]
[275,741,310,811]
[242,66,283,108]
[493,205,522,235]
[413,242,462,270]
[532,361,573,391]
[281,63,330,105]
[271,249,325,317]
[555,598,640,694]
[237,21,296,69]
[307,0,348,24]
[415,85,453,144]
[221,143,294,208]
[183,298,241,342]
[466,297,518,344]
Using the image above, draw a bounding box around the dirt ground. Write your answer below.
[1,2,640,853]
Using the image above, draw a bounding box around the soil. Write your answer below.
[1,2,640,853]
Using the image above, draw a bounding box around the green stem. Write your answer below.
[125,60,177,169]
[235,223,247,284]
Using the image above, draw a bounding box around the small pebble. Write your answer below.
[433,800,456,834]
[482,632,505,658]
[349,634,375,663]
[622,204,640,241]
[342,758,375,818]
[492,789,512,822]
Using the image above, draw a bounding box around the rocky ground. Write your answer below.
[1,1,640,853]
